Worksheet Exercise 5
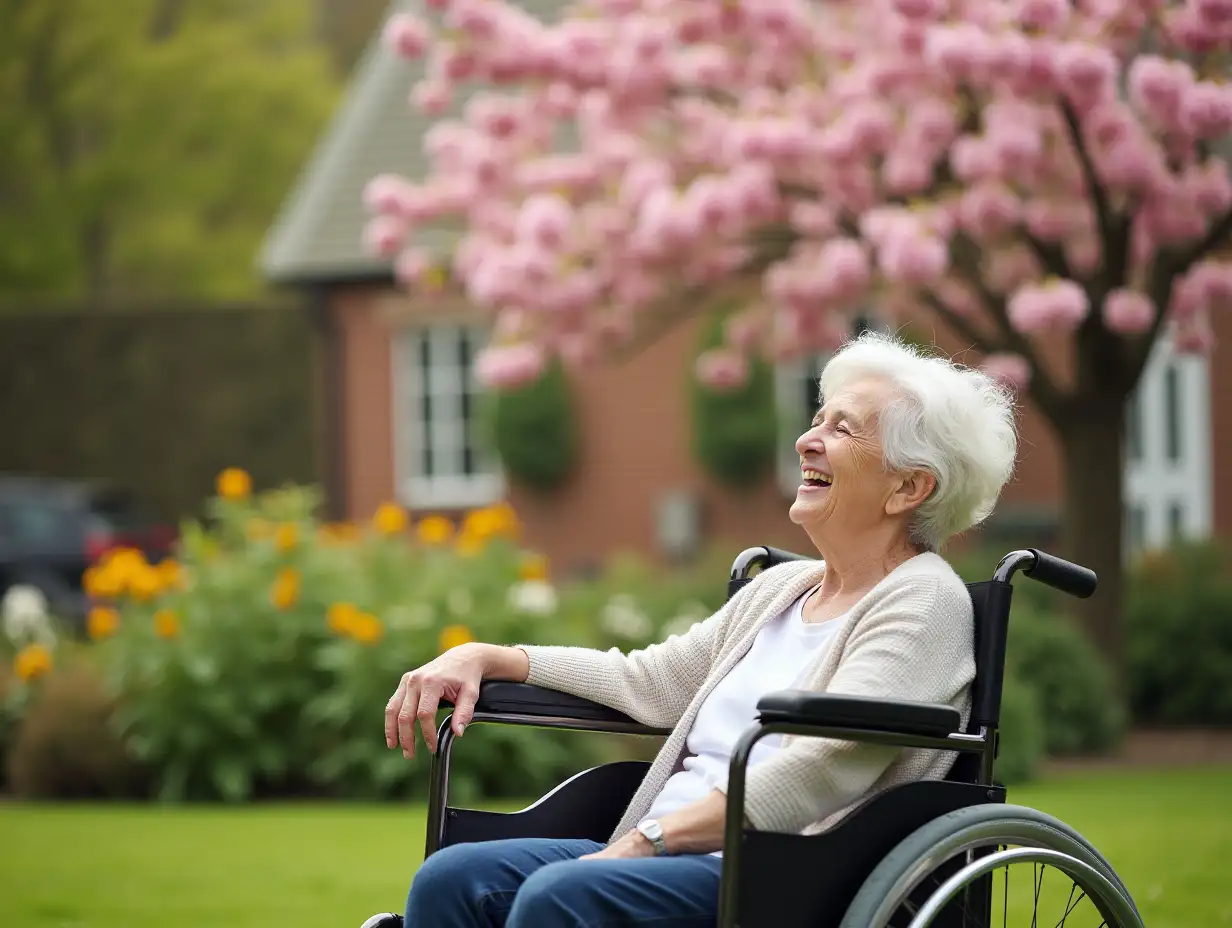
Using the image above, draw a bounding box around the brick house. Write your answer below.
[259,4,1231,576]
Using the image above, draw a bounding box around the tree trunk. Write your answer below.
[1055,397,1127,684]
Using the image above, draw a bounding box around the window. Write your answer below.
[393,324,503,509]
[1122,337,1212,557]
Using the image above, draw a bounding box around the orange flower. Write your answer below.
[13,644,53,682]
[519,553,549,582]
[127,563,163,602]
[373,502,409,536]
[154,608,180,639]
[455,531,485,557]
[274,522,299,553]
[326,602,359,636]
[350,612,384,645]
[415,515,455,546]
[158,559,186,591]
[461,503,520,545]
[438,624,474,653]
[271,568,301,610]
[318,522,358,546]
[216,467,252,501]
[83,564,122,600]
[86,606,120,640]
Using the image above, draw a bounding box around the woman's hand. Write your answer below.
[385,643,528,757]
[580,830,656,861]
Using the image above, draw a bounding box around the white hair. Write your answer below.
[818,330,1018,551]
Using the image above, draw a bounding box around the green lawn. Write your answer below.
[1,767,1228,928]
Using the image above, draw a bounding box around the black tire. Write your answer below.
[838,803,1143,928]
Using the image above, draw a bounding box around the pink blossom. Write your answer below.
[362,216,407,257]
[981,353,1033,390]
[1102,289,1155,334]
[516,194,574,251]
[412,80,452,116]
[789,201,837,238]
[1015,0,1070,32]
[883,151,935,195]
[1056,42,1117,108]
[1173,314,1216,356]
[1190,261,1232,306]
[958,185,1021,240]
[985,247,1041,293]
[879,236,949,286]
[475,343,547,389]
[383,13,431,59]
[950,138,997,184]
[725,314,765,352]
[1195,0,1232,28]
[820,239,872,298]
[935,278,983,316]
[1169,272,1208,321]
[1186,159,1232,216]
[1182,82,1232,139]
[1127,56,1193,126]
[363,174,419,217]
[894,0,947,21]
[696,349,750,391]
[394,247,431,287]
[1007,279,1090,332]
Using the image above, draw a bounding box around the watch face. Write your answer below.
[639,820,663,841]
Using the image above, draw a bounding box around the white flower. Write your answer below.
[2,585,56,649]
[447,588,473,616]
[600,594,652,641]
[508,580,558,616]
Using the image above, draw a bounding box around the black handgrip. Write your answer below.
[1023,548,1098,599]
[762,546,814,568]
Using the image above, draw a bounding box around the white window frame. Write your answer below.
[1123,333,1212,557]
[391,321,505,510]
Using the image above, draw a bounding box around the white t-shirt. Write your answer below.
[643,587,844,850]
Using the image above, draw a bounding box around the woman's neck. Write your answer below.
[813,532,921,601]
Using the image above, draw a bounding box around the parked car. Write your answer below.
[0,476,176,633]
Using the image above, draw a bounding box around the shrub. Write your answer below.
[6,656,147,799]
[483,359,579,493]
[993,670,1046,785]
[690,313,778,488]
[1126,542,1232,726]
[1005,607,1125,756]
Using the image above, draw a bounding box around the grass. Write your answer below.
[0,767,1228,928]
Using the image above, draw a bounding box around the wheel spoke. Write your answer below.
[1030,861,1045,928]
[1002,858,1009,928]
[1053,881,1087,928]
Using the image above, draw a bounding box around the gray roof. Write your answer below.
[259,0,560,285]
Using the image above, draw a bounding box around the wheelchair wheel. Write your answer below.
[838,803,1143,928]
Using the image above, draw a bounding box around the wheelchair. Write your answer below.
[362,546,1144,928]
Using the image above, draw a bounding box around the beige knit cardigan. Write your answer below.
[521,552,976,843]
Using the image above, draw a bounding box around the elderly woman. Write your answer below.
[381,331,1017,928]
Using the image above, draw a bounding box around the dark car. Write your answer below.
[0,476,176,632]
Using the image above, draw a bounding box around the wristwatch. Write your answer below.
[635,819,669,856]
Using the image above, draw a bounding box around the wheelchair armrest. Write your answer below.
[457,681,648,728]
[756,690,961,738]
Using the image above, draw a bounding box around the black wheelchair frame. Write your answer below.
[405,545,1113,928]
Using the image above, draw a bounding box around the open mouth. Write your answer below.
[801,468,832,489]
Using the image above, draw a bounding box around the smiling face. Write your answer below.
[788,376,935,546]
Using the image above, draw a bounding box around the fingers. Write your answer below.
[397,677,422,758]
[451,681,480,737]
[385,674,409,749]
[417,683,443,754]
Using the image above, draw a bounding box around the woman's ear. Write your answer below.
[885,470,936,516]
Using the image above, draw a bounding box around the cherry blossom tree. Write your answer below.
[363,0,1232,668]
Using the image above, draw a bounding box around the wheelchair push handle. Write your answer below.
[997,548,1098,599]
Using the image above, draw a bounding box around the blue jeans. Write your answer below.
[405,838,724,927]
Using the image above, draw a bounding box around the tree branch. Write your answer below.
[1059,103,1116,257]
[1021,231,1072,280]
[919,290,997,356]
[1173,207,1232,276]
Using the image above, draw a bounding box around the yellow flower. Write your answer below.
[217,467,252,501]
[438,623,474,653]
[153,608,180,639]
[455,531,485,557]
[326,602,359,636]
[127,563,163,602]
[274,522,299,553]
[83,564,123,600]
[14,643,53,682]
[415,516,455,546]
[350,612,384,645]
[462,502,520,544]
[422,265,447,292]
[271,568,301,610]
[519,553,549,582]
[86,606,120,640]
[373,502,408,536]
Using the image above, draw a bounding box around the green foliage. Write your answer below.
[0,0,338,301]
[993,670,1046,785]
[1126,542,1232,726]
[689,314,779,487]
[483,360,579,492]
[1006,607,1126,755]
